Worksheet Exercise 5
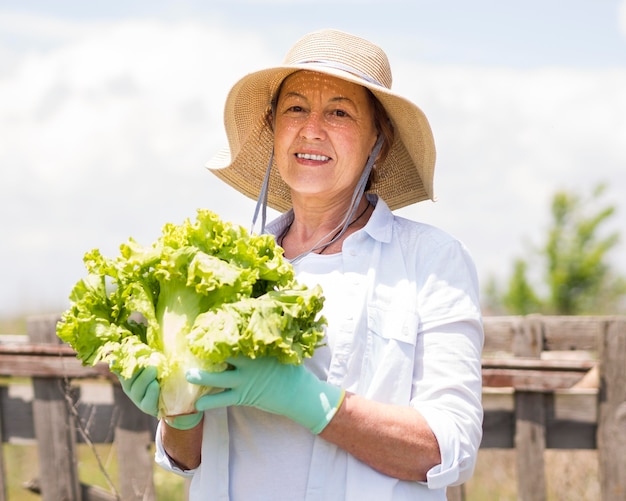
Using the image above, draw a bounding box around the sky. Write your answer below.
[1,0,626,318]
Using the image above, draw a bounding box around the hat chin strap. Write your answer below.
[251,135,384,262]
[251,150,273,234]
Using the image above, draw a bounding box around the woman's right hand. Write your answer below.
[117,365,160,416]
[116,366,203,430]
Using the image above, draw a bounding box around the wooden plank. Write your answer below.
[3,349,596,384]
[481,389,597,450]
[0,354,112,378]
[0,391,7,501]
[513,316,546,501]
[541,316,602,352]
[0,385,156,444]
[515,391,547,500]
[482,357,595,391]
[482,357,594,370]
[482,409,514,448]
[2,384,600,450]
[482,316,519,353]
[482,368,588,391]
[0,335,112,379]
[544,391,596,449]
[113,385,157,501]
[0,342,76,355]
[28,315,82,501]
[0,384,35,442]
[597,318,626,500]
[482,315,602,354]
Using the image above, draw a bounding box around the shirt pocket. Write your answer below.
[360,303,419,404]
[367,302,419,345]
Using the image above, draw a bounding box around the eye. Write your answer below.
[330,108,350,118]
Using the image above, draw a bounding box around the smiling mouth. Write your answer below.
[296,153,331,161]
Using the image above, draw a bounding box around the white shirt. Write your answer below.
[155,196,484,500]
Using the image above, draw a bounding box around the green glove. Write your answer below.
[188,357,345,434]
[116,366,202,430]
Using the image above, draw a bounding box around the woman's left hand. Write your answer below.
[186,357,344,434]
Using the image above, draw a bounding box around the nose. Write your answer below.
[299,112,326,141]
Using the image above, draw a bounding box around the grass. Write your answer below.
[2,444,601,500]
[2,443,186,500]
[0,316,26,336]
[464,449,600,500]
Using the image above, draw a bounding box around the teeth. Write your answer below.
[297,153,330,161]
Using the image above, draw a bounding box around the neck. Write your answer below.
[279,196,371,259]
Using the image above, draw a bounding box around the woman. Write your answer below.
[122,29,483,500]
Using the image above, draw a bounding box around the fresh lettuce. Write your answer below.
[57,209,326,418]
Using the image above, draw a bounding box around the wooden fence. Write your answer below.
[1,314,625,500]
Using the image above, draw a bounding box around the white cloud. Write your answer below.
[1,11,625,317]
[394,63,626,281]
[0,15,278,316]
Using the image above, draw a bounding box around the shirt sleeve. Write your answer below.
[411,238,484,489]
[154,420,198,478]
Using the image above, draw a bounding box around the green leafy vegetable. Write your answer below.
[57,209,326,418]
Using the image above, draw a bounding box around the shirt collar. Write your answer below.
[265,194,394,243]
[362,194,393,244]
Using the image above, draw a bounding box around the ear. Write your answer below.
[371,134,384,163]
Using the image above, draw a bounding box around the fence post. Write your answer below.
[113,385,157,501]
[514,315,546,501]
[28,315,82,501]
[597,318,626,500]
[0,400,6,501]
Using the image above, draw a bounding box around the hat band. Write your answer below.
[296,60,385,88]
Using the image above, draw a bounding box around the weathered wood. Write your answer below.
[482,315,518,353]
[1,316,625,500]
[482,315,600,353]
[597,318,626,500]
[2,385,601,449]
[446,484,465,501]
[513,316,546,501]
[0,353,112,378]
[541,316,602,352]
[28,315,83,501]
[0,395,6,501]
[0,341,76,355]
[113,385,157,501]
[0,384,35,442]
[481,389,597,449]
[482,356,595,392]
[482,369,583,391]
[515,392,547,501]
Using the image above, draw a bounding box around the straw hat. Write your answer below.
[206,29,436,212]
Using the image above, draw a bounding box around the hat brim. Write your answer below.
[206,64,436,212]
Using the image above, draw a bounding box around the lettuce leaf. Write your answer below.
[57,209,326,417]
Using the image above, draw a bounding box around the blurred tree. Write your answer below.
[502,259,542,315]
[487,183,626,315]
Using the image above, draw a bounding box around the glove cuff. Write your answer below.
[163,412,203,430]
[304,383,346,435]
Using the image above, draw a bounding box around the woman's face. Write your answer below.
[273,71,378,205]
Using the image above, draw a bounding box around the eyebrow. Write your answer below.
[282,91,355,105]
